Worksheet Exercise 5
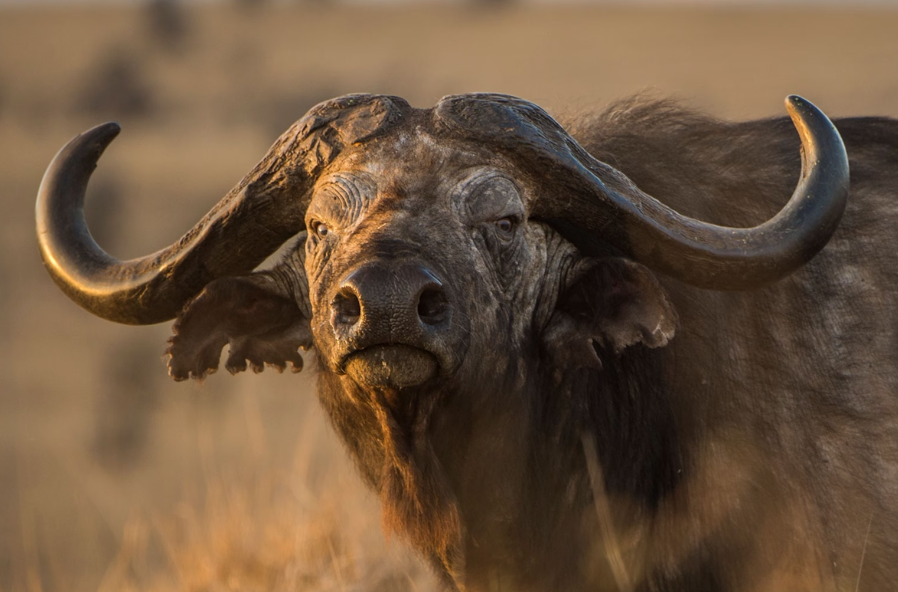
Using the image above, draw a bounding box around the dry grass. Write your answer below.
[9,376,437,592]
[96,470,433,592]
[2,2,898,590]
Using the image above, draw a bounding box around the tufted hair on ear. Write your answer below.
[166,272,312,382]
[543,257,677,373]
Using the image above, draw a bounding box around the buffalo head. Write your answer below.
[36,92,848,375]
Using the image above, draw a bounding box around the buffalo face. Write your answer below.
[303,132,558,391]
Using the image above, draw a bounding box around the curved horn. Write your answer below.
[434,94,849,290]
[36,94,410,325]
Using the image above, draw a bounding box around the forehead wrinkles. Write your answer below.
[306,172,375,231]
[321,129,526,239]
[345,138,465,219]
[453,171,524,220]
[315,172,372,222]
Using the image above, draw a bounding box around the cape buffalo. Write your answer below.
[36,93,898,591]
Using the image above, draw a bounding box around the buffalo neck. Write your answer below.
[315,336,683,590]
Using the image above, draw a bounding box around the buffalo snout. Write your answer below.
[333,264,449,333]
[329,262,460,389]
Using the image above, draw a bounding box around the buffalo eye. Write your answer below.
[495,217,515,236]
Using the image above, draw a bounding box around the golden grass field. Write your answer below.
[1,2,898,590]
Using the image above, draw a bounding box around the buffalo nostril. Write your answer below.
[417,286,448,325]
[332,289,362,326]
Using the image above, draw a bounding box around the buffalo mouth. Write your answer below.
[342,344,439,389]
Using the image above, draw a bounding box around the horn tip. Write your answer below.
[783,95,837,132]
[82,121,122,146]
[784,95,815,120]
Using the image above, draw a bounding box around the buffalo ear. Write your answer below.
[166,275,312,381]
[543,257,677,372]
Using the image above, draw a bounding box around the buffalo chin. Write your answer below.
[343,345,438,389]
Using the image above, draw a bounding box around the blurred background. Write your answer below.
[2,0,898,590]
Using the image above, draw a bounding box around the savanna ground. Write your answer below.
[1,2,898,590]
